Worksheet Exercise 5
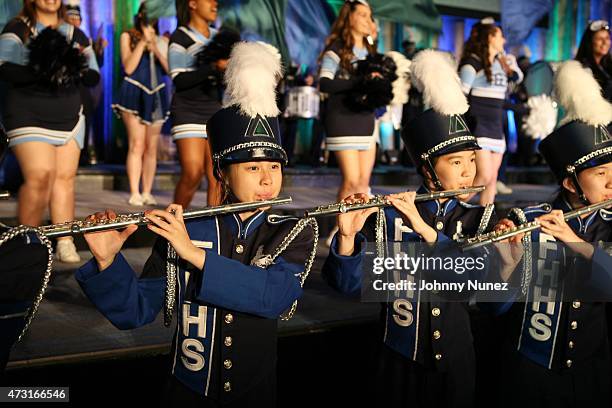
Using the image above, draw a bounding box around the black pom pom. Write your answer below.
[346,53,398,111]
[196,28,241,67]
[28,27,88,90]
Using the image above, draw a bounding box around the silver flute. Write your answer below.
[462,197,612,250]
[38,197,292,238]
[304,186,485,217]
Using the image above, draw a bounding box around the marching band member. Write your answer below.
[494,60,612,408]
[75,42,317,407]
[322,50,521,407]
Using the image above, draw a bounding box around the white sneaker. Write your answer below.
[56,239,81,263]
[142,192,157,206]
[325,226,339,248]
[496,181,513,195]
[128,193,144,206]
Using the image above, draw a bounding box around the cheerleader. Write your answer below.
[0,0,99,262]
[494,61,612,408]
[170,0,227,208]
[575,20,612,102]
[322,50,522,407]
[319,0,377,242]
[75,42,317,407]
[459,19,523,205]
[113,3,169,206]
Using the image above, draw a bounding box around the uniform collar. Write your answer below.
[187,25,215,44]
[416,184,458,216]
[225,210,266,239]
[554,193,599,233]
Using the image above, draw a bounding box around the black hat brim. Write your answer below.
[219,147,288,168]
[432,139,482,158]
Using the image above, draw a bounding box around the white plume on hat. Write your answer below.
[555,60,612,126]
[66,0,81,6]
[410,50,468,116]
[223,41,282,118]
[385,51,411,105]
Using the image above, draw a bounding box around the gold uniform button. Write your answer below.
[566,359,572,368]
[433,330,441,340]
[235,244,244,254]
[224,336,233,347]
[432,308,441,317]
[568,341,575,349]
[435,353,442,361]
[225,314,234,324]
[572,301,581,309]
[436,221,444,231]
[570,321,578,330]
[224,382,231,392]
[224,359,233,369]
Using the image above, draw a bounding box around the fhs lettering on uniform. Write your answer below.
[509,196,612,369]
[323,189,496,364]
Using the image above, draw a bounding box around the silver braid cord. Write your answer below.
[0,226,54,343]
[375,208,386,259]
[272,217,319,321]
[164,243,178,327]
[509,207,532,296]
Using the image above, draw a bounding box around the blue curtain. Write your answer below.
[285,0,334,72]
[501,0,554,46]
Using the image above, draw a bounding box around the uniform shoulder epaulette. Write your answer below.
[600,208,612,221]
[522,203,552,215]
[266,214,299,225]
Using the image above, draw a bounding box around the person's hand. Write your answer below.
[337,193,378,238]
[386,192,437,243]
[492,218,525,281]
[537,210,595,259]
[142,25,156,43]
[83,210,138,271]
[369,71,383,79]
[336,193,378,256]
[537,211,581,243]
[146,204,205,269]
[215,59,229,71]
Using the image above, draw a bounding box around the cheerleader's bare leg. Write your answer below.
[357,140,376,194]
[141,123,162,198]
[11,141,56,226]
[335,150,364,201]
[49,138,80,240]
[123,111,147,200]
[174,137,206,208]
[203,139,222,206]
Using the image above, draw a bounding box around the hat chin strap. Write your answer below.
[568,170,590,205]
[424,157,443,190]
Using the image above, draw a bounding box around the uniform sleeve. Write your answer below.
[169,32,216,90]
[504,54,523,83]
[0,19,27,66]
[459,63,477,95]
[0,19,38,85]
[75,239,166,330]
[196,226,315,319]
[322,233,368,296]
[318,49,359,94]
[73,27,99,73]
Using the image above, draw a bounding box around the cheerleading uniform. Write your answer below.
[112,31,169,125]
[319,41,375,151]
[459,54,523,154]
[0,18,99,148]
[168,26,221,141]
